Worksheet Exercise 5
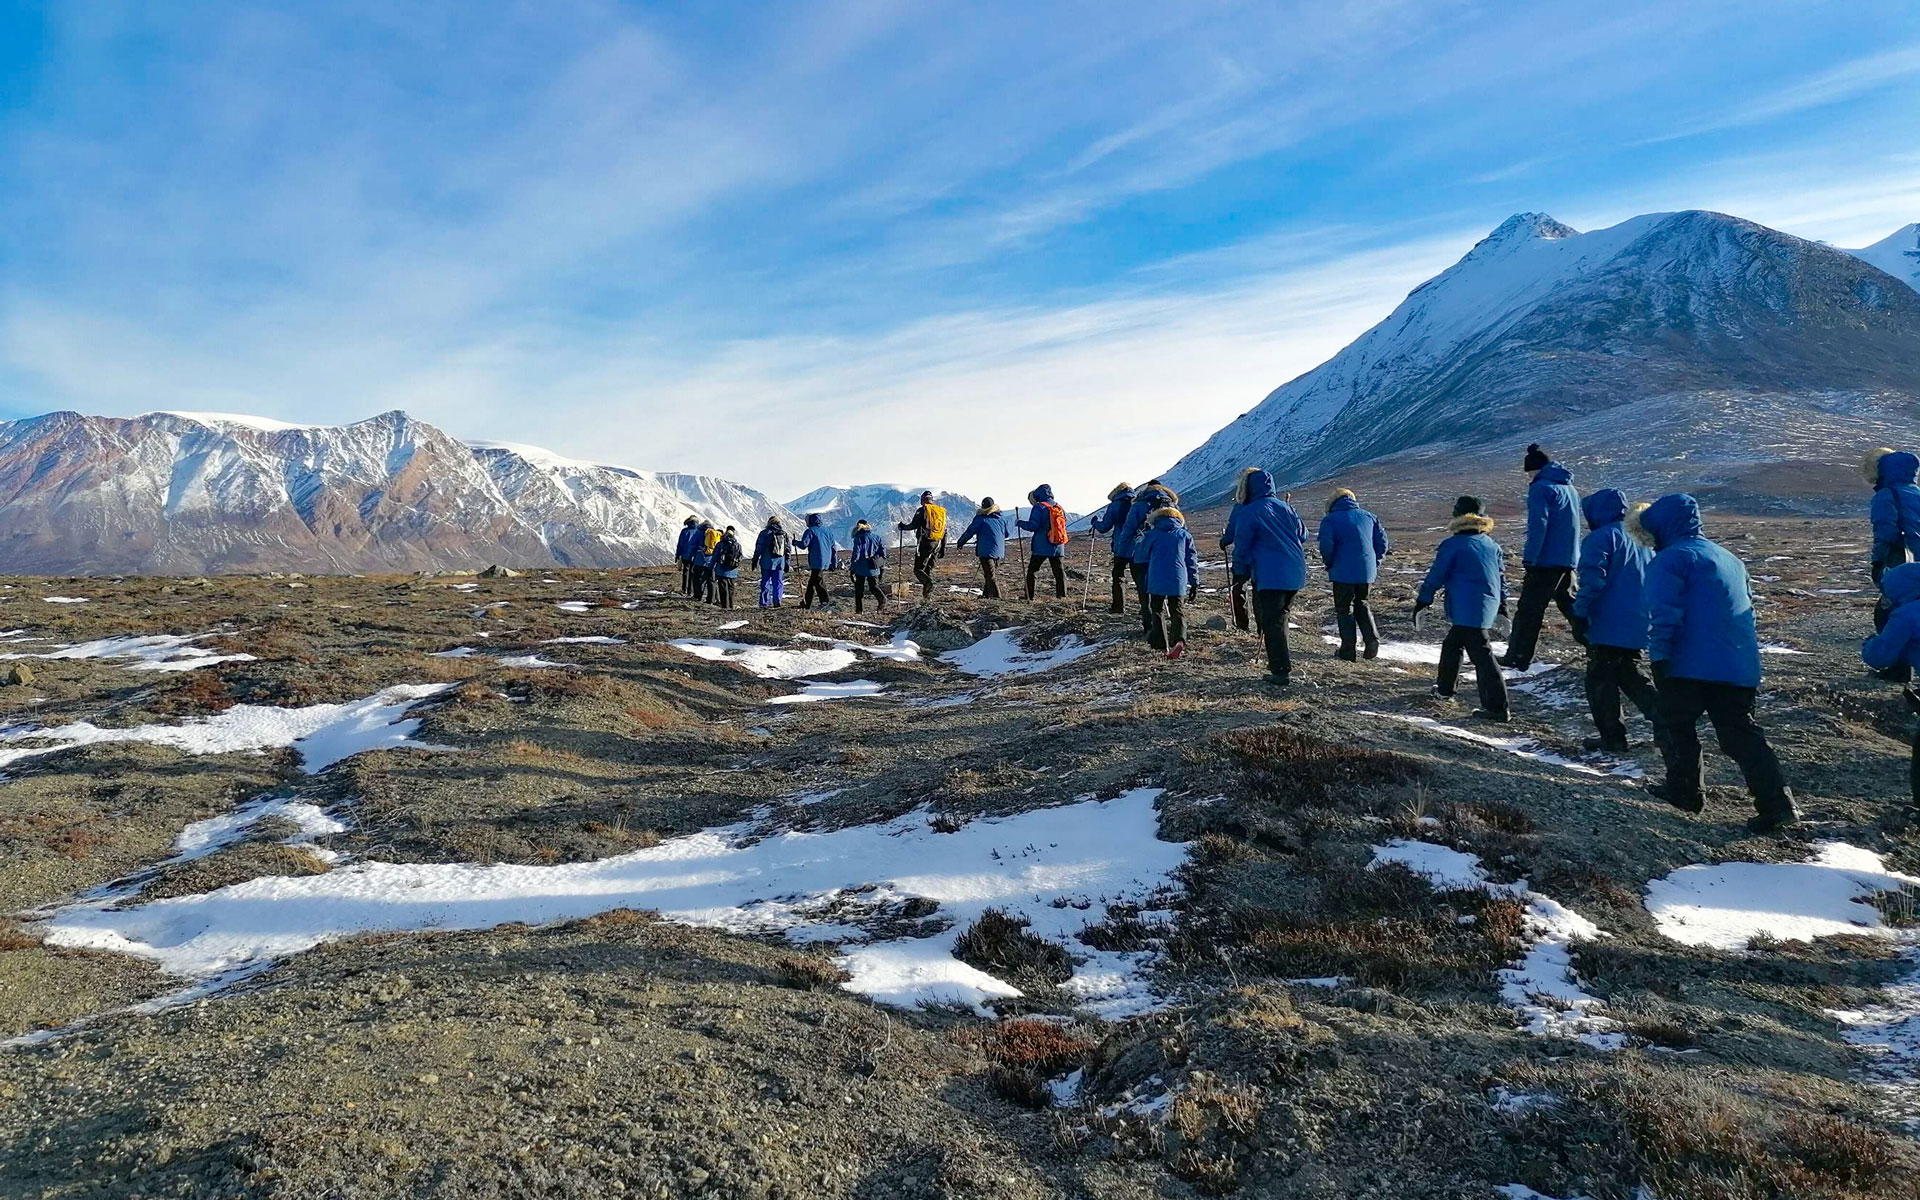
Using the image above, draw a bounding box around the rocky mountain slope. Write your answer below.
[0,411,792,574]
[1165,210,1920,507]
[787,484,979,543]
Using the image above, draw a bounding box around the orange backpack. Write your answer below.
[1042,502,1069,546]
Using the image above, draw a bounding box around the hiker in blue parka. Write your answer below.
[1862,562,1920,814]
[1570,489,1662,752]
[1140,504,1200,657]
[1414,496,1510,722]
[711,525,744,610]
[1501,443,1582,671]
[1317,487,1389,661]
[753,516,791,609]
[1087,483,1135,614]
[1636,493,1796,832]
[797,513,837,609]
[1018,484,1069,600]
[1122,480,1178,635]
[1219,469,1264,636]
[1234,468,1309,686]
[1864,448,1920,683]
[675,515,699,596]
[690,520,716,604]
[847,519,887,614]
[956,498,1011,599]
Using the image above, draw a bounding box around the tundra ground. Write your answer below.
[1,510,1916,1200]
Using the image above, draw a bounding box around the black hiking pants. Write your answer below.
[1129,561,1151,633]
[679,560,692,595]
[978,557,1001,600]
[1254,589,1298,678]
[1437,625,1509,718]
[694,566,714,603]
[912,541,938,597]
[715,577,736,609]
[853,574,885,613]
[1108,556,1130,613]
[1503,565,1576,669]
[1026,554,1065,600]
[1148,595,1187,651]
[1331,582,1379,659]
[803,569,830,608]
[1230,572,1263,634]
[1585,644,1662,749]
[1654,673,1791,817]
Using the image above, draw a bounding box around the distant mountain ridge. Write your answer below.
[1165,210,1920,508]
[0,410,794,574]
[786,484,979,544]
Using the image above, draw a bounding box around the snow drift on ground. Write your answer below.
[941,628,1104,677]
[1370,838,1622,1049]
[36,789,1188,1018]
[1,633,257,672]
[0,684,450,774]
[1644,842,1919,951]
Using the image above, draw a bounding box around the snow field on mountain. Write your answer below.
[36,788,1189,1017]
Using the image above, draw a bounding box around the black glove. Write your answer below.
[1187,585,1198,602]
[1497,599,1509,619]
[1411,600,1431,618]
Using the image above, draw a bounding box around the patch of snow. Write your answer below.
[1645,842,1920,951]
[1495,1187,1593,1200]
[495,655,567,669]
[1828,948,1920,1129]
[33,789,1187,1018]
[555,600,593,614]
[1366,712,1628,777]
[1371,838,1623,1049]
[767,680,889,704]
[1,633,256,673]
[941,628,1105,677]
[717,619,749,630]
[543,635,626,645]
[670,639,859,679]
[433,646,480,658]
[41,596,90,604]
[1759,643,1808,656]
[174,796,347,861]
[1287,976,1350,989]
[0,684,451,775]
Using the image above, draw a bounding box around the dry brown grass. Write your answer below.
[1229,896,1530,990]
[0,919,39,952]
[773,953,851,991]
[150,670,238,715]
[968,1019,1094,1109]
[1215,725,1426,811]
[953,909,1072,985]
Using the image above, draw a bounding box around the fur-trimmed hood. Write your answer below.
[1326,488,1357,513]
[1233,468,1273,505]
[976,503,1001,517]
[1865,448,1918,489]
[1448,513,1494,535]
[1108,482,1133,501]
[1028,483,1056,505]
[1147,505,1185,527]
[852,519,872,533]
[682,515,699,527]
[1136,482,1179,510]
[1634,493,1700,550]
[766,516,784,530]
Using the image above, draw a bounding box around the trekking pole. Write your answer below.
[1080,529,1096,611]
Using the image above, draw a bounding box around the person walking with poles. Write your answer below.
[797,513,838,609]
[1501,443,1581,670]
[1140,501,1199,658]
[1570,489,1664,752]
[1120,480,1177,635]
[711,525,744,610]
[1018,484,1070,600]
[1087,483,1135,614]
[1317,487,1388,660]
[897,490,947,600]
[674,515,699,596]
[1234,468,1308,686]
[955,497,1010,599]
[753,516,792,609]
[1636,494,1797,833]
[848,519,888,614]
[1414,496,1511,722]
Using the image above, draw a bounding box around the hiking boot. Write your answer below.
[1430,685,1455,702]
[1497,655,1526,671]
[1583,735,1631,753]
[1747,797,1800,835]
[1335,645,1357,663]
[1263,672,1291,688]
[1646,783,1703,814]
[1362,642,1380,660]
[1167,642,1186,661]
[1470,708,1510,723]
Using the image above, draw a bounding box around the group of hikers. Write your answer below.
[667,440,1920,831]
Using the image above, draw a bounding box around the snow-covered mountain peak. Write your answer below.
[1846,223,1920,292]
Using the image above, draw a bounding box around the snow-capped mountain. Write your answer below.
[786,484,979,543]
[1165,210,1920,505]
[1846,223,1920,293]
[0,410,793,574]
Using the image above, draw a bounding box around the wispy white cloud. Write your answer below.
[1640,41,1920,145]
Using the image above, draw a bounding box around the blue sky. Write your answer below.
[3,1,1918,511]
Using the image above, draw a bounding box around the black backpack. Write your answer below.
[716,535,741,571]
